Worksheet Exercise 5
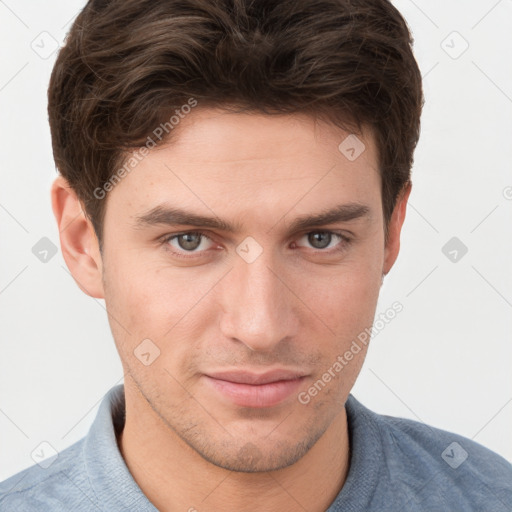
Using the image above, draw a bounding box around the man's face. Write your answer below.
[94,108,398,472]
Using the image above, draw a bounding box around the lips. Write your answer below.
[203,369,307,408]
[206,369,306,385]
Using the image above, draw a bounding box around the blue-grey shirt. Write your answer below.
[1,384,511,511]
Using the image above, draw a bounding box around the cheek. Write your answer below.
[102,252,166,348]
[297,264,381,396]
[103,252,227,351]
[102,264,200,386]
[299,254,383,339]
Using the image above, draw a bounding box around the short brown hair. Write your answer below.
[48,0,423,248]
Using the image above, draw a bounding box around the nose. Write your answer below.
[218,248,299,352]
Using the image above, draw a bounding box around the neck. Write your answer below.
[117,381,350,512]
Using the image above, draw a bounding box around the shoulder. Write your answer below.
[346,395,512,510]
[378,408,512,479]
[0,438,97,512]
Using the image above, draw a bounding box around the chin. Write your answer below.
[192,433,322,473]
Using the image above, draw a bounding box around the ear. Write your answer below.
[51,175,105,299]
[382,181,412,276]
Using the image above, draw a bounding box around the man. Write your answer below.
[1,0,511,510]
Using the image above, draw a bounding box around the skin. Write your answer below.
[51,107,410,512]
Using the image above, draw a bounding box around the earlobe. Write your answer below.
[382,181,412,276]
[51,175,105,299]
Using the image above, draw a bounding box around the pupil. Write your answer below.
[309,232,331,249]
[180,233,200,250]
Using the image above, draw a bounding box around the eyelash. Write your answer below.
[160,230,352,259]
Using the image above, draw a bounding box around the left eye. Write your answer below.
[295,231,347,251]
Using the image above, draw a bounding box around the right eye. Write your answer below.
[161,231,216,258]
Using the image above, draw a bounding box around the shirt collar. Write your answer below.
[326,394,381,510]
[82,384,378,511]
[82,384,157,511]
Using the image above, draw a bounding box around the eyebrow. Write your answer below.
[133,202,371,233]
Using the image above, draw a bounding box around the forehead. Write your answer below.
[105,108,381,226]
[160,107,376,166]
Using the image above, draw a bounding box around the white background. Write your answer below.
[0,0,511,481]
